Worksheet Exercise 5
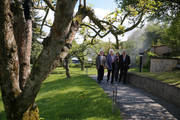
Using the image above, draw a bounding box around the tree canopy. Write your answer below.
[115,0,180,22]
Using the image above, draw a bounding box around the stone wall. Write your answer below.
[150,58,178,72]
[151,45,172,56]
[128,73,180,107]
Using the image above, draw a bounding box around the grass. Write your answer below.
[129,68,180,88]
[0,67,122,120]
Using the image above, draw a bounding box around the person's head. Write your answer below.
[109,49,114,55]
[99,50,104,56]
[122,50,126,56]
[116,52,120,56]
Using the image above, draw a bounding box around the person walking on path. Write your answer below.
[114,52,120,82]
[119,50,130,84]
[106,49,116,84]
[96,50,106,83]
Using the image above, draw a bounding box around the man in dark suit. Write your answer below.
[119,51,130,84]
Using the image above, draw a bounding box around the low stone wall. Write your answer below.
[150,58,178,72]
[128,72,180,107]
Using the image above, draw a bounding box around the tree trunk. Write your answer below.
[0,0,109,119]
[0,0,78,119]
[64,57,71,78]
[81,61,85,71]
[79,57,85,71]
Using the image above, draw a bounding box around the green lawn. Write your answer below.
[129,68,180,88]
[0,67,122,120]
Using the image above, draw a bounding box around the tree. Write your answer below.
[83,0,158,48]
[0,0,156,119]
[116,0,180,22]
[61,55,71,78]
[0,0,80,119]
[70,38,93,71]
[163,12,180,51]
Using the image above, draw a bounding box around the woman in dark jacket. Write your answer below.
[114,52,120,82]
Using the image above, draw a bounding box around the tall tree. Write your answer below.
[116,0,180,22]
[163,12,180,51]
[70,38,93,71]
[0,0,78,119]
[83,0,160,48]
[0,0,157,119]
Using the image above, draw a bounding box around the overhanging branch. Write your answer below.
[43,0,55,11]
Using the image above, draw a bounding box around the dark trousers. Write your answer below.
[119,68,128,84]
[97,65,104,82]
[107,63,115,83]
[114,68,120,82]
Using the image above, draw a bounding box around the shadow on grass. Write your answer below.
[36,75,121,120]
[0,74,121,120]
[0,111,6,120]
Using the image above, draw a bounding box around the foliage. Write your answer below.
[162,12,180,50]
[31,10,44,64]
[82,0,161,48]
[31,40,43,64]
[116,0,180,22]
[70,38,93,69]
[119,23,166,68]
[150,0,180,22]
[147,51,158,57]
[92,40,116,56]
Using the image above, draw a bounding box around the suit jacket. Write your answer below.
[106,54,116,70]
[119,55,130,70]
[96,55,106,69]
[114,56,120,71]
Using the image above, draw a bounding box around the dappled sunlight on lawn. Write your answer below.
[35,67,121,120]
[0,67,121,120]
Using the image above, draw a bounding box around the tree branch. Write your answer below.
[40,8,49,35]
[81,23,110,38]
[124,12,144,33]
[43,0,55,11]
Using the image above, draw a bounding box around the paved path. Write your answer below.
[90,75,180,120]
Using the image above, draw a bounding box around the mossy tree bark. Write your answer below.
[0,0,77,119]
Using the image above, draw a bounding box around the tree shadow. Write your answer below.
[0,111,6,120]
[102,82,180,120]
[35,75,121,120]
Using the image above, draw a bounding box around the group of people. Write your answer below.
[96,49,130,84]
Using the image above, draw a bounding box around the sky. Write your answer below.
[41,0,137,43]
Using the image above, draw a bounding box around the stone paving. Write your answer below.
[90,75,180,120]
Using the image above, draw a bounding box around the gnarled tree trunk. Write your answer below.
[0,0,78,119]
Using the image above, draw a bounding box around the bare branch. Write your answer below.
[44,23,52,28]
[124,12,144,33]
[81,23,110,38]
[121,12,129,25]
[34,6,47,10]
[40,8,49,35]
[43,0,55,11]
[85,8,106,31]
